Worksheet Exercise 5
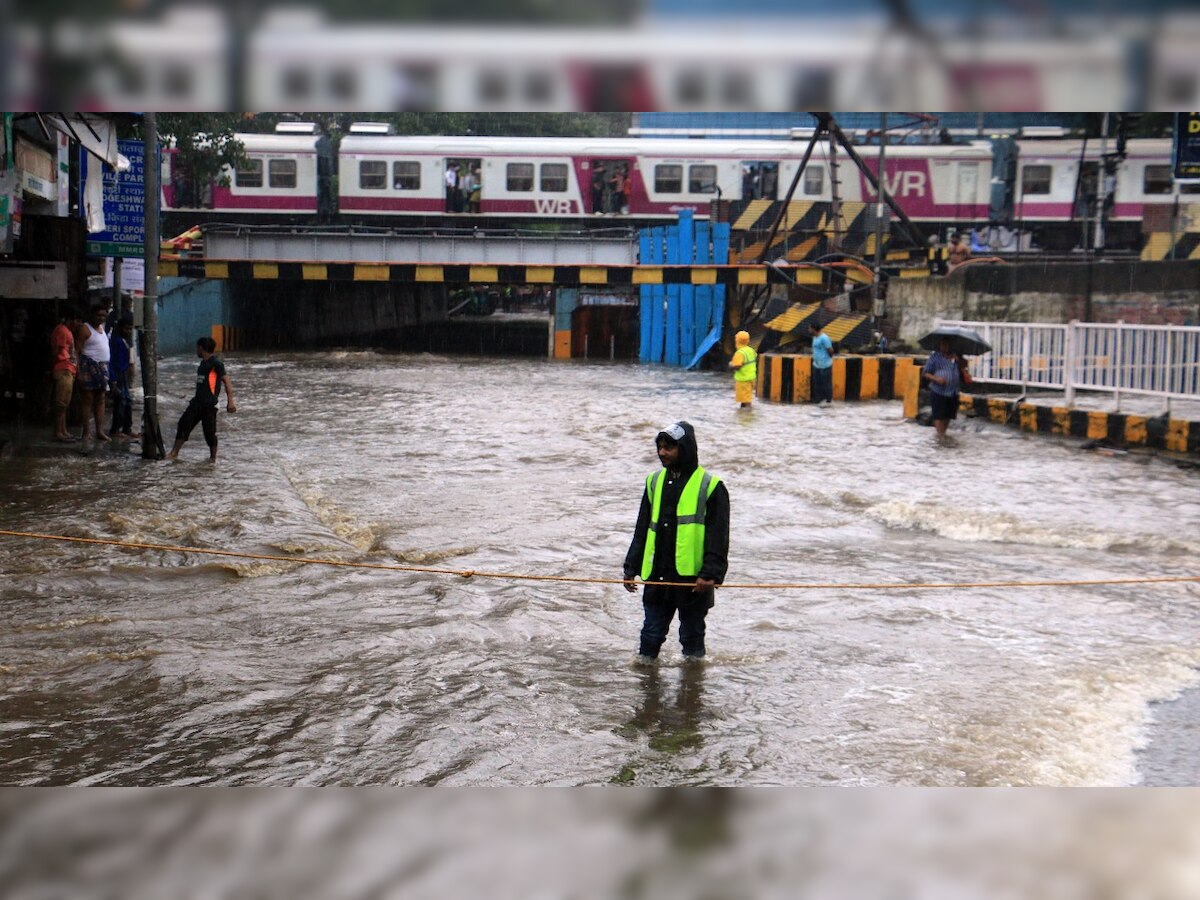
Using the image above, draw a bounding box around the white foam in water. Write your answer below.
[865,499,1200,555]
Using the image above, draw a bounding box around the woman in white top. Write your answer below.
[74,304,112,442]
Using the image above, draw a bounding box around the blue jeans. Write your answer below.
[812,365,833,403]
[640,585,711,658]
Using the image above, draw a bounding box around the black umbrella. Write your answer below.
[919,326,992,356]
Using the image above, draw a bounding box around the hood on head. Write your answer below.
[735,330,750,348]
[656,420,699,473]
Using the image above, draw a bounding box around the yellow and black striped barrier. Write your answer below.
[959,395,1200,454]
[161,259,823,287]
[756,353,922,404]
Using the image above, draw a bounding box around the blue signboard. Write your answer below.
[83,138,148,258]
[1174,112,1200,182]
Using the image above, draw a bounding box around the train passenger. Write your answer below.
[609,165,628,214]
[459,166,475,213]
[445,163,460,213]
[591,163,607,215]
[468,167,482,213]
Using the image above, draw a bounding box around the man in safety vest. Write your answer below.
[623,421,730,661]
[729,330,757,408]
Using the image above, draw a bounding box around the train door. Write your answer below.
[741,161,779,200]
[588,157,633,214]
[443,157,481,213]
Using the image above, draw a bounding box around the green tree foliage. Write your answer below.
[139,114,251,204]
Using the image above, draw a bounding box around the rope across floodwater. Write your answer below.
[3,529,1199,592]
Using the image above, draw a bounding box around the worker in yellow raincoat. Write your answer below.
[729,330,758,408]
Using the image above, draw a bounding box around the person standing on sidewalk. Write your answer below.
[49,308,81,442]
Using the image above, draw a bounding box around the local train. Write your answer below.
[161,126,1197,253]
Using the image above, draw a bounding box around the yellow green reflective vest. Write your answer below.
[734,345,758,383]
[641,466,721,581]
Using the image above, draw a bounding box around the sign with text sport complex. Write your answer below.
[83,139,149,258]
[1173,112,1200,182]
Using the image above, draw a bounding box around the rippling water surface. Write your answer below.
[2,351,1199,785]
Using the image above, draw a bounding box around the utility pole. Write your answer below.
[140,113,165,459]
[872,113,889,317]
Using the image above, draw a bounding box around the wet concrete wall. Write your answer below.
[890,259,1200,344]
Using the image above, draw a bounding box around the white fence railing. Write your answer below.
[937,319,1200,411]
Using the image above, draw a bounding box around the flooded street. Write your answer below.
[2,351,1199,786]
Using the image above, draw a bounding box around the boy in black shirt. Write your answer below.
[167,336,237,461]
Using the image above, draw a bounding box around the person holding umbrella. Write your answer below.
[921,335,971,437]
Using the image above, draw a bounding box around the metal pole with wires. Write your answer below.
[140,113,165,459]
[872,113,889,318]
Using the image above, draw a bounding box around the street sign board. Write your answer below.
[83,138,148,258]
[1173,112,1200,182]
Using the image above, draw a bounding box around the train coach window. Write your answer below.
[235,159,263,189]
[688,165,717,194]
[540,164,568,193]
[1144,165,1173,195]
[393,162,421,191]
[359,161,387,190]
[1021,165,1052,195]
[655,164,683,194]
[507,163,534,192]
[804,166,825,196]
[269,160,297,189]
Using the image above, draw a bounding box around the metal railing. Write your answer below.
[938,319,1200,412]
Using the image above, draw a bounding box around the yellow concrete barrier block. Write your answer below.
[769,356,783,403]
[901,360,919,419]
[832,357,846,401]
[860,356,879,400]
[554,330,571,359]
[1087,411,1109,440]
[987,398,1008,423]
[1051,407,1071,435]
[793,356,812,403]
[1167,419,1189,453]
[1020,405,1038,432]
[1124,415,1147,445]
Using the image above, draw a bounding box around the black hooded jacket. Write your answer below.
[623,421,730,586]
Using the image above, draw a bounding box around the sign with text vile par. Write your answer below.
[83,138,149,258]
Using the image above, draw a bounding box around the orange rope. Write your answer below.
[3,529,1199,592]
